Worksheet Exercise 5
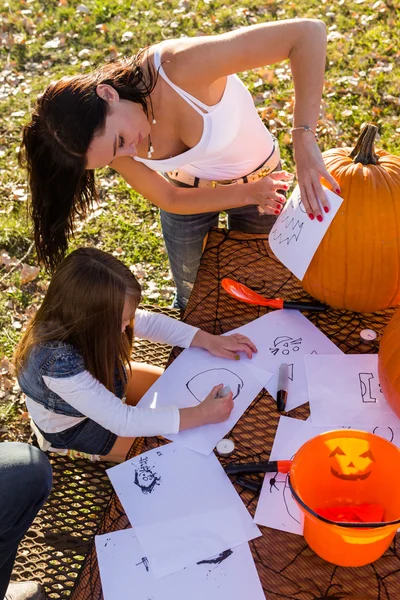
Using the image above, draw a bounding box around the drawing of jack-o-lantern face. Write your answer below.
[325,438,376,481]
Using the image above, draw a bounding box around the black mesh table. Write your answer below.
[71,230,400,600]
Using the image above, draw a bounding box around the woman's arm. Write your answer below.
[163,19,339,218]
[112,155,288,215]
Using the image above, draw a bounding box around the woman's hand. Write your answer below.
[191,330,257,359]
[293,133,340,221]
[247,171,294,215]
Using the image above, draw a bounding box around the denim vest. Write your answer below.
[18,342,126,418]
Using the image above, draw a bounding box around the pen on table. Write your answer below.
[273,299,326,312]
[225,460,292,476]
[277,363,289,413]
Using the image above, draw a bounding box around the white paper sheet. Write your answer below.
[268,185,343,280]
[305,354,400,428]
[255,414,305,535]
[107,443,261,579]
[96,529,266,600]
[228,310,342,410]
[138,347,271,454]
[269,416,309,461]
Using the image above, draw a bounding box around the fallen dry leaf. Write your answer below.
[20,263,40,285]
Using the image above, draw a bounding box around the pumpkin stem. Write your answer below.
[349,124,380,165]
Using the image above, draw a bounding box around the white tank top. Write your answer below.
[134,44,275,180]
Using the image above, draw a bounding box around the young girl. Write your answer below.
[21,19,339,308]
[14,247,256,463]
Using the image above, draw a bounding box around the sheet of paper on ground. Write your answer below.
[95,529,266,600]
[254,416,304,535]
[107,443,260,579]
[268,185,343,280]
[305,354,400,428]
[228,310,342,410]
[138,347,271,454]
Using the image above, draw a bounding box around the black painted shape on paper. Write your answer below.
[197,549,233,566]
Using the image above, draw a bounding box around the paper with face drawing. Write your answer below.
[96,529,266,600]
[284,417,400,455]
[254,417,304,534]
[107,443,261,579]
[227,310,342,410]
[305,354,400,428]
[137,347,271,454]
[268,184,343,280]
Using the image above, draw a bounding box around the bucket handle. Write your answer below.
[288,474,400,529]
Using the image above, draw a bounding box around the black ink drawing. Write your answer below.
[186,368,244,403]
[271,213,304,247]
[134,457,161,495]
[136,557,150,572]
[270,188,305,246]
[359,372,383,403]
[269,336,302,356]
[197,549,233,566]
[373,426,395,443]
[269,471,301,526]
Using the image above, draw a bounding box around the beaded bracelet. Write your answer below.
[291,125,319,140]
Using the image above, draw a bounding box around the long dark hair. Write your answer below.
[20,51,157,271]
[14,247,142,393]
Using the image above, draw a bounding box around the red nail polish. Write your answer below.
[317,215,323,222]
[309,214,315,221]
[324,206,330,213]
[275,210,280,215]
[335,188,341,195]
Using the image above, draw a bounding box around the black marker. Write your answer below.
[277,363,288,412]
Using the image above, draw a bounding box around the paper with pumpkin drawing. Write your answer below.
[227,310,343,410]
[305,354,400,427]
[268,185,343,280]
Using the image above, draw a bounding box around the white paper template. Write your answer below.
[107,443,261,579]
[137,347,271,454]
[305,354,400,428]
[96,529,266,600]
[269,416,309,461]
[268,185,343,280]
[228,310,342,410]
[254,416,304,535]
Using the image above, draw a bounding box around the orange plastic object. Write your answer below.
[289,430,400,567]
[316,503,384,523]
[221,278,283,309]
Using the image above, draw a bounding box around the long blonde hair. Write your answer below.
[14,247,141,393]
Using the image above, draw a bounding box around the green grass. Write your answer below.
[0,0,399,428]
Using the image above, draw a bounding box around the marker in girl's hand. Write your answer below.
[216,385,231,398]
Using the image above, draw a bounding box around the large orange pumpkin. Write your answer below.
[378,307,400,419]
[301,124,400,312]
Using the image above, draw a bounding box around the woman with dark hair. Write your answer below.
[21,19,340,308]
[14,247,256,463]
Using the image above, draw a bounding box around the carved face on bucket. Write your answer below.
[325,438,376,481]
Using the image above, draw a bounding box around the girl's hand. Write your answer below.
[247,171,294,215]
[293,133,340,221]
[200,384,234,424]
[191,330,257,359]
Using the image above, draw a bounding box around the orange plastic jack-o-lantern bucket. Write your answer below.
[289,430,400,567]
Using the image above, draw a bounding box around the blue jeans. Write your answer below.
[161,204,276,309]
[0,443,52,597]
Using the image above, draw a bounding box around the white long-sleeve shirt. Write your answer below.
[25,309,199,437]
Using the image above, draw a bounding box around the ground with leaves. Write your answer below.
[0,0,399,439]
